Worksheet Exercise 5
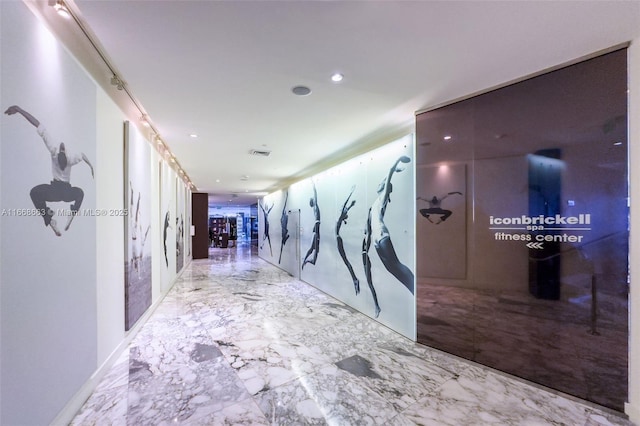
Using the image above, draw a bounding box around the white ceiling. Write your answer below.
[49,1,640,207]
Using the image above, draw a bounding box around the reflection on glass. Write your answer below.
[415,49,628,411]
[528,149,563,300]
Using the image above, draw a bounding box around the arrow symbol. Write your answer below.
[526,242,544,249]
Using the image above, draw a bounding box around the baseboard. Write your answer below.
[50,258,192,426]
[625,401,640,424]
[50,332,131,426]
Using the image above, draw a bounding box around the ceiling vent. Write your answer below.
[249,149,271,157]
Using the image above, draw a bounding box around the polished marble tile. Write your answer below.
[254,363,400,425]
[72,243,633,425]
[69,350,129,426]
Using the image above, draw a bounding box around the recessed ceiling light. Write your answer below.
[613,141,623,146]
[292,85,312,96]
[189,133,198,138]
[216,179,220,183]
[443,135,452,141]
[331,73,344,82]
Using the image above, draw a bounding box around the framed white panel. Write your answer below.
[124,121,152,330]
[159,161,176,291]
[175,177,185,273]
[361,137,415,337]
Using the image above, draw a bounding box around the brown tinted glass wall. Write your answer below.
[192,192,210,259]
[415,49,628,411]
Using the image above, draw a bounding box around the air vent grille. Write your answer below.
[249,149,271,157]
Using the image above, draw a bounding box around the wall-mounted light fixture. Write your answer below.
[110,75,124,90]
[50,0,196,193]
[50,0,71,18]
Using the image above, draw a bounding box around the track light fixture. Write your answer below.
[110,75,124,90]
[51,0,71,18]
[48,0,195,194]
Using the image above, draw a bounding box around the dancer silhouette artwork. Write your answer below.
[163,210,171,267]
[4,105,94,236]
[363,155,415,317]
[260,201,274,256]
[130,182,150,277]
[278,191,290,264]
[417,192,462,224]
[336,186,360,295]
[302,182,320,270]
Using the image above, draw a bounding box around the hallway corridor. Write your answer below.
[72,244,632,425]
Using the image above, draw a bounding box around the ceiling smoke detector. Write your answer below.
[249,149,271,157]
[291,85,311,96]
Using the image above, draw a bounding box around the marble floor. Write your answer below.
[72,243,633,425]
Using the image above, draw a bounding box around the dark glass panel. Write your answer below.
[416,49,628,411]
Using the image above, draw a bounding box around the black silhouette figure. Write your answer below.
[260,201,274,256]
[5,105,94,236]
[363,156,415,317]
[163,210,171,267]
[362,208,380,317]
[302,182,320,269]
[278,191,290,264]
[336,186,360,295]
[417,191,462,224]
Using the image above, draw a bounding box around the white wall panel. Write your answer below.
[261,135,416,339]
[0,3,97,423]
